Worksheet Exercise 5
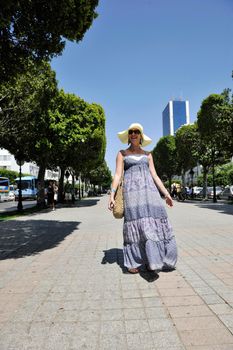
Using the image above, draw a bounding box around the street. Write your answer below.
[0,196,233,349]
[0,200,37,213]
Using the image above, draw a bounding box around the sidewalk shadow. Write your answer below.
[194,202,233,216]
[76,199,100,207]
[101,248,126,272]
[182,200,233,216]
[54,198,100,209]
[0,219,80,260]
[101,248,160,282]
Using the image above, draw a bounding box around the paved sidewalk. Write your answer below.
[0,196,233,350]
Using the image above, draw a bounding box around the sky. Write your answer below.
[51,0,233,174]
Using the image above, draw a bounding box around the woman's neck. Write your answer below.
[128,145,141,153]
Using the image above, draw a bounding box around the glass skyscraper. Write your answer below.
[162,100,190,136]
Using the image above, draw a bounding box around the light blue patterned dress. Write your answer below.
[122,152,177,271]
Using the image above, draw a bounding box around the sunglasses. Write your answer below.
[128,129,141,135]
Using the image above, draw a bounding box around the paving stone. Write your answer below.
[151,330,183,347]
[125,319,150,333]
[99,333,127,350]
[185,345,233,350]
[126,332,155,349]
[162,295,204,306]
[101,320,125,334]
[124,307,146,320]
[179,328,233,346]
[173,315,225,330]
[167,305,213,318]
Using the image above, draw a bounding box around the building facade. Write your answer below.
[0,148,58,180]
[162,100,190,136]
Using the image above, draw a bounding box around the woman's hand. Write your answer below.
[108,195,115,211]
[165,194,173,208]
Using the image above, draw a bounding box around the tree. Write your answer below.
[49,90,106,200]
[197,93,232,201]
[0,0,99,81]
[0,60,58,206]
[88,161,112,191]
[0,168,20,184]
[175,124,198,185]
[152,135,177,191]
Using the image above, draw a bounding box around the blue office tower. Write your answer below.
[162,100,190,136]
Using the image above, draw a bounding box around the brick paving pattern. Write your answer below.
[0,196,233,349]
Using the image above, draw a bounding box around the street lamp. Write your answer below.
[16,158,25,212]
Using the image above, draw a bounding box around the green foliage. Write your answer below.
[175,124,198,174]
[0,0,99,81]
[49,90,106,171]
[0,60,58,164]
[197,162,233,186]
[152,135,177,187]
[197,92,233,157]
[0,168,19,183]
[88,161,112,188]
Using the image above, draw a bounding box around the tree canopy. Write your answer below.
[197,92,233,157]
[175,123,198,175]
[49,90,106,172]
[152,135,177,189]
[0,60,58,163]
[0,0,99,80]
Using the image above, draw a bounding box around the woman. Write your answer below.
[47,180,54,210]
[108,123,177,274]
[53,181,58,210]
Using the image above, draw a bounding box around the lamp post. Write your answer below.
[16,158,25,212]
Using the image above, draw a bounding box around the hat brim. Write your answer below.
[117,130,152,147]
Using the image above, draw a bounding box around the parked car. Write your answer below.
[193,186,203,197]
[208,186,223,199]
[219,186,233,200]
[197,186,223,199]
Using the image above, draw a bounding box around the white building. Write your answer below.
[0,148,59,180]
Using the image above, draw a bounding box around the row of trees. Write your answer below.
[0,1,112,206]
[0,60,112,205]
[153,84,233,200]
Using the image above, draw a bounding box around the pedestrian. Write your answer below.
[171,183,177,198]
[108,123,177,274]
[53,181,58,209]
[47,180,54,210]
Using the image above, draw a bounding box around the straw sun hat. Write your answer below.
[117,123,152,147]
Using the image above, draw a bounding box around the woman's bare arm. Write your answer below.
[108,151,124,210]
[148,153,173,207]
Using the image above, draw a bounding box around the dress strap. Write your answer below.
[120,150,127,157]
[144,151,151,156]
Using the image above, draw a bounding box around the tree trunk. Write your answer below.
[168,176,172,193]
[202,166,208,200]
[181,170,185,187]
[37,164,46,208]
[59,167,65,203]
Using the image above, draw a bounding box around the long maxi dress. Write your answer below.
[122,151,177,271]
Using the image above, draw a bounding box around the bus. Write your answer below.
[0,177,10,202]
[15,176,37,200]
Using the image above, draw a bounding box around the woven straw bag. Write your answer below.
[113,178,124,219]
